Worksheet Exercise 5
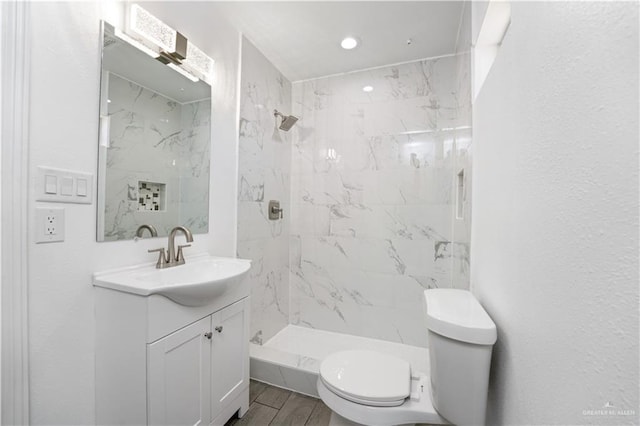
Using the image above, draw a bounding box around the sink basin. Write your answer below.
[93,254,251,306]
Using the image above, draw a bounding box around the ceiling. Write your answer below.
[213,1,465,82]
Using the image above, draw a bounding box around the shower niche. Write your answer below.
[137,181,166,212]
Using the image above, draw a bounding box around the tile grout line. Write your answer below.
[267,391,294,425]
[268,391,320,426]
[302,398,321,426]
[239,381,329,426]
[251,382,268,404]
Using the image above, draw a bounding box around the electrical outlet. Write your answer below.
[45,213,57,235]
[36,207,65,243]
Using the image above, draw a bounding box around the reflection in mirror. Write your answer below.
[97,22,211,242]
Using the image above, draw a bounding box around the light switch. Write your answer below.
[77,178,88,196]
[60,176,73,196]
[45,175,57,194]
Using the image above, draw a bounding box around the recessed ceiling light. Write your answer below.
[362,85,373,92]
[341,37,358,50]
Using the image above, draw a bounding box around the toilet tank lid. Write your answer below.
[425,289,497,345]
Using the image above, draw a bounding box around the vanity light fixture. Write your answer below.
[341,36,358,50]
[362,85,374,92]
[183,43,214,81]
[114,27,160,59]
[167,63,200,82]
[125,4,214,83]
[129,4,177,54]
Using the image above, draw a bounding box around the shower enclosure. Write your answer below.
[237,3,472,394]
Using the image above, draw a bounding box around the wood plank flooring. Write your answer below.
[225,380,332,426]
[226,381,436,426]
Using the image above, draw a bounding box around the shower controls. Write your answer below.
[269,200,283,220]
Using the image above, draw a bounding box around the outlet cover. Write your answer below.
[36,207,65,243]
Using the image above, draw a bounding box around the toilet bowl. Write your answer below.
[317,289,497,426]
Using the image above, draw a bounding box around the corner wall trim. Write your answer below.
[1,1,31,424]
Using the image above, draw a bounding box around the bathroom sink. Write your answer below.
[93,254,251,306]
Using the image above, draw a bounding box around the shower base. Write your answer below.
[250,325,429,397]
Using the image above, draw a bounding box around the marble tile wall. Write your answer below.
[237,38,292,345]
[289,56,468,347]
[102,73,210,240]
[451,2,473,289]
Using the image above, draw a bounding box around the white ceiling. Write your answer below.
[212,1,465,82]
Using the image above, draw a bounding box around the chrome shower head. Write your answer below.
[274,109,298,131]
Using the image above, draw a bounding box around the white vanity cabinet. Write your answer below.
[95,276,250,426]
[147,299,249,426]
[209,300,250,415]
[148,317,212,426]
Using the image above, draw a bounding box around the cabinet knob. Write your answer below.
[215,326,223,333]
[204,332,212,339]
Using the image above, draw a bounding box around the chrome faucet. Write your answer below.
[148,226,193,269]
[135,224,158,238]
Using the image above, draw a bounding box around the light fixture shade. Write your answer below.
[129,4,177,53]
[167,63,200,82]
[183,42,214,82]
[126,4,215,84]
[114,28,159,59]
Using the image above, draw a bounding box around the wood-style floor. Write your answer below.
[225,380,332,426]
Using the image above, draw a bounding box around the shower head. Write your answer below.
[274,109,298,131]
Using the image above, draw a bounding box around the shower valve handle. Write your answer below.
[268,200,283,220]
[272,206,283,219]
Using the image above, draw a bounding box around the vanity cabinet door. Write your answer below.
[210,298,249,417]
[148,317,212,426]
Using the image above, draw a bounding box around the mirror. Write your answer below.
[97,22,211,242]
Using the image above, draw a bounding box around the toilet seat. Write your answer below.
[317,374,448,426]
[319,350,410,407]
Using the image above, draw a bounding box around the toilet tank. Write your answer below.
[424,289,497,426]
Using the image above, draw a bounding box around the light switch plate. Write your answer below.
[36,166,93,204]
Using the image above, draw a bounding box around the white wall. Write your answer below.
[27,2,240,423]
[451,1,473,290]
[0,3,3,419]
[472,2,639,425]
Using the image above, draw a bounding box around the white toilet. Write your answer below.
[317,289,497,426]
